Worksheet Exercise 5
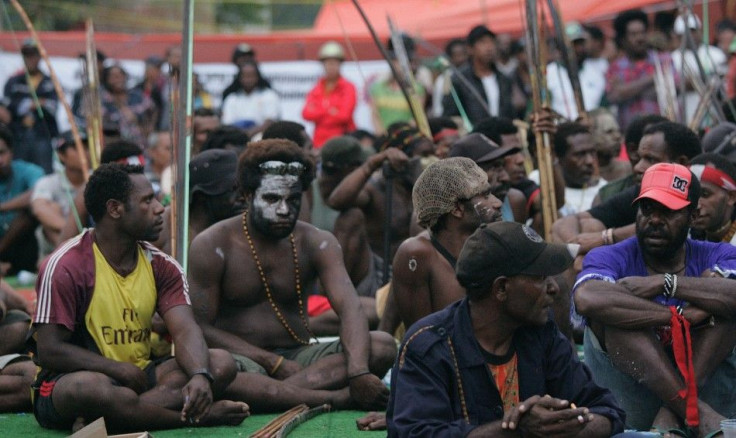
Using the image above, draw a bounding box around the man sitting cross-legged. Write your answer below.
[188,139,397,413]
[387,222,627,437]
[574,163,736,436]
[393,156,503,329]
[32,163,248,433]
[0,281,35,413]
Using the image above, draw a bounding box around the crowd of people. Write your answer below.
[0,5,735,438]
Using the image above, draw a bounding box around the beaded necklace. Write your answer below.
[241,211,315,345]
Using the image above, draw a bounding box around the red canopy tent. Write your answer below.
[0,0,726,62]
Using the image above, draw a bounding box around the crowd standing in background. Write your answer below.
[0,6,735,437]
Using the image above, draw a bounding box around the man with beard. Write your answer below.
[449,133,520,220]
[328,125,433,260]
[32,164,248,433]
[573,163,736,436]
[152,149,242,255]
[689,153,736,244]
[606,9,676,131]
[387,222,626,437]
[552,122,701,268]
[188,139,397,412]
[392,157,502,329]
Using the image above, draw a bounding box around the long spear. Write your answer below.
[8,0,89,181]
[173,0,194,269]
[525,0,557,239]
[386,15,430,138]
[83,18,103,169]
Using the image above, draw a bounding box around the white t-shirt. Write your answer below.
[480,74,500,117]
[528,169,607,217]
[31,172,81,218]
[221,87,281,126]
[546,59,608,121]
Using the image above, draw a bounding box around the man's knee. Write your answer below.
[52,371,131,413]
[369,331,397,371]
[207,349,237,387]
[0,321,30,356]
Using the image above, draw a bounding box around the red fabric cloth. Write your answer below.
[302,76,357,148]
[669,306,699,427]
[307,294,332,317]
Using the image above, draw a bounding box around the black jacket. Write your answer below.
[442,64,516,124]
[387,298,626,437]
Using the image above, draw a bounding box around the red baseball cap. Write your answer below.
[633,162,693,210]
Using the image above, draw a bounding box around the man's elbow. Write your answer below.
[572,287,596,317]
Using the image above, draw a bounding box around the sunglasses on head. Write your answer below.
[259,160,305,176]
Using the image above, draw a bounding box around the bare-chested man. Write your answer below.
[310,136,381,335]
[327,125,433,260]
[189,139,397,413]
[393,157,503,328]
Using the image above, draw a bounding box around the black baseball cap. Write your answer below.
[190,149,237,196]
[449,133,520,164]
[456,222,578,291]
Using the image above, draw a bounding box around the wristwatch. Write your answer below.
[189,368,215,385]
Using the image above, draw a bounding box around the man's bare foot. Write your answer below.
[356,411,386,431]
[71,417,86,433]
[199,400,250,426]
[698,402,725,438]
[651,406,682,437]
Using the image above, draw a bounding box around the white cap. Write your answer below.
[674,14,701,35]
[318,41,345,60]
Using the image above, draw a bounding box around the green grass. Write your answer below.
[0,411,385,437]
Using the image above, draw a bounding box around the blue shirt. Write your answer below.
[0,160,44,234]
[572,237,736,329]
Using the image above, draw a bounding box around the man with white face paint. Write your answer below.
[188,139,397,413]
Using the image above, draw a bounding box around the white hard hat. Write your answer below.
[318,41,345,60]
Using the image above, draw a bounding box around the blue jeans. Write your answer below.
[583,327,736,431]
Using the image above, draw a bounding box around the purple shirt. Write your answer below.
[571,237,736,329]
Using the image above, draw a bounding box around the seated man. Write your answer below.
[689,153,736,244]
[531,122,606,217]
[393,156,502,328]
[153,149,243,256]
[574,163,736,436]
[0,282,35,413]
[328,125,432,260]
[387,222,626,437]
[32,163,248,433]
[189,139,397,412]
[449,132,522,222]
[310,136,381,335]
[32,131,89,260]
[0,124,44,274]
